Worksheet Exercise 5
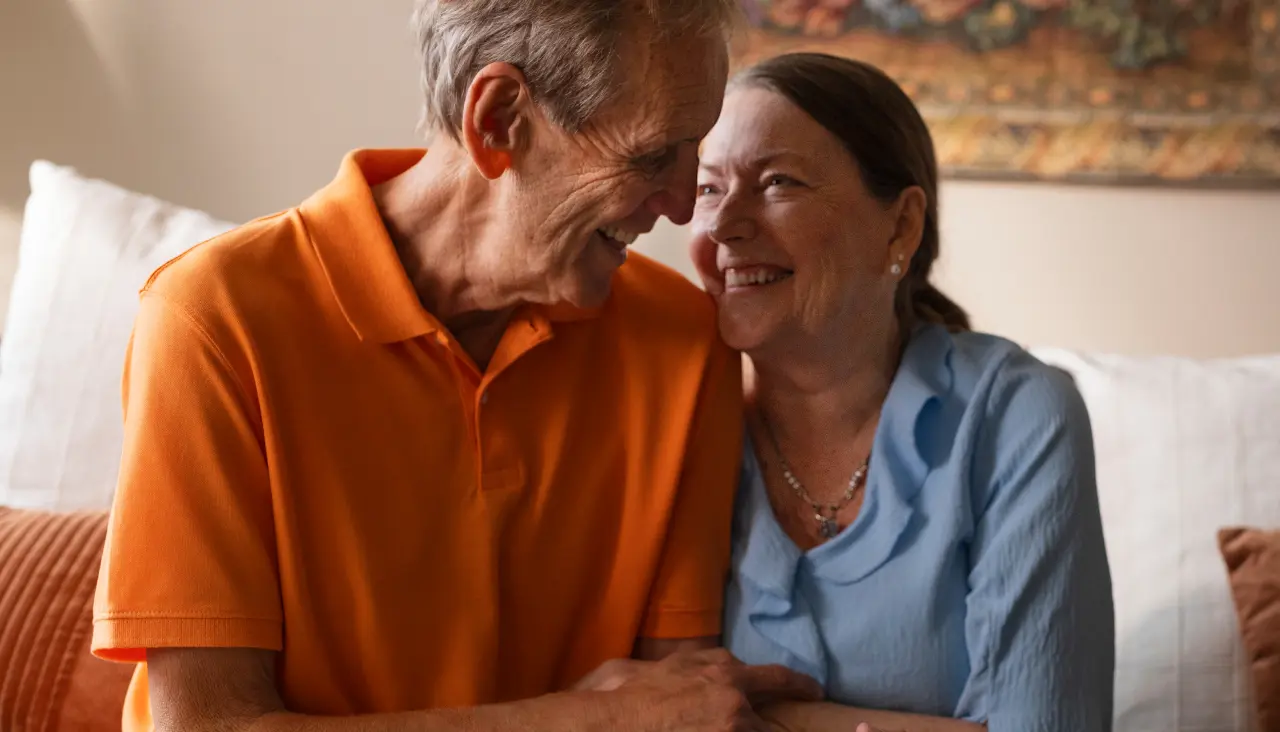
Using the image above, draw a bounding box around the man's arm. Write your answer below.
[635,336,744,642]
[149,647,822,732]
[149,648,621,732]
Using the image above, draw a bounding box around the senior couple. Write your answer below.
[92,1,1114,730]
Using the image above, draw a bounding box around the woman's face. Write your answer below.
[690,86,921,354]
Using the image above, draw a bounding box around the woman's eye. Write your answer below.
[697,184,719,197]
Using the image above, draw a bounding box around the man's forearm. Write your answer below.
[150,648,641,732]
[151,646,822,732]
[227,691,620,732]
[762,701,984,732]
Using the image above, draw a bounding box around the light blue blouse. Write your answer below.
[723,325,1115,730]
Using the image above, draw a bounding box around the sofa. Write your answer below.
[0,509,134,732]
[0,162,1276,731]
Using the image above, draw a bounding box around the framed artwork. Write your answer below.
[733,0,1280,186]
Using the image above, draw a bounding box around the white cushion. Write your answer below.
[0,161,234,511]
[1033,348,1280,732]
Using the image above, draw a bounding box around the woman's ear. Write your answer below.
[460,62,530,179]
[887,186,927,274]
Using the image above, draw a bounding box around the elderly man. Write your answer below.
[91,0,821,730]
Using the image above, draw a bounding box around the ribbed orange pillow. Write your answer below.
[0,507,133,732]
[1219,527,1280,732]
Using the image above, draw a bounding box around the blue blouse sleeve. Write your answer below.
[954,356,1115,731]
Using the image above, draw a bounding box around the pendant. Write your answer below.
[817,515,840,539]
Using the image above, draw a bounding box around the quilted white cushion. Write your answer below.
[0,161,234,511]
[1034,348,1280,732]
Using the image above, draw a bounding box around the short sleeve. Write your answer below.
[954,357,1115,730]
[92,292,281,662]
[639,341,743,639]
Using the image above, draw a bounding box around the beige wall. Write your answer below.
[3,0,1278,356]
[641,182,1280,357]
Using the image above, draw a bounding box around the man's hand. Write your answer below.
[573,658,645,692]
[576,648,824,731]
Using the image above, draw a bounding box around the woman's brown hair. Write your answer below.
[733,52,970,334]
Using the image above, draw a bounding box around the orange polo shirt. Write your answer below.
[92,150,742,729]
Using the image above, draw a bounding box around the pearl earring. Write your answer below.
[890,263,902,276]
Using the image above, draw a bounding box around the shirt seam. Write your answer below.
[145,291,259,420]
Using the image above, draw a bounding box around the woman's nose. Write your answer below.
[707,194,756,245]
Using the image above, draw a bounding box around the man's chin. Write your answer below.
[563,257,625,308]
[542,275,611,313]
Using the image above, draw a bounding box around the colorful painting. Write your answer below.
[733,0,1280,185]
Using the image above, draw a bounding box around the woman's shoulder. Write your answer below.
[924,326,1083,415]
[923,328,1094,484]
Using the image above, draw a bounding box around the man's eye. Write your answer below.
[697,184,719,197]
[766,174,794,187]
[636,147,678,175]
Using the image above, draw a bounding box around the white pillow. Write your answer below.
[0,161,235,511]
[1034,348,1280,732]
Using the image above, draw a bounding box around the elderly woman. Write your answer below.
[690,54,1115,731]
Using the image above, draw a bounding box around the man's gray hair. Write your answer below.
[412,0,736,140]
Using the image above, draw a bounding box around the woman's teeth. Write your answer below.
[597,226,640,246]
[725,267,792,288]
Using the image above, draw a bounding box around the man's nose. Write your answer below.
[645,148,699,226]
[648,191,695,226]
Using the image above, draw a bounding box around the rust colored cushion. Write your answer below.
[1219,527,1280,732]
[0,508,134,731]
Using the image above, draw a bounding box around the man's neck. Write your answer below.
[371,146,535,368]
[372,145,532,328]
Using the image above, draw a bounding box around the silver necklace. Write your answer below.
[759,409,870,540]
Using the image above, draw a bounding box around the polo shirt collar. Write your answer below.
[301,149,604,344]
[301,149,439,343]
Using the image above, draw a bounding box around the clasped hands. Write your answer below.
[572,648,901,732]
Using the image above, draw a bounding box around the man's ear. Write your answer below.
[460,62,529,180]
[887,185,927,274]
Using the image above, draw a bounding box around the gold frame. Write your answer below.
[732,0,1280,187]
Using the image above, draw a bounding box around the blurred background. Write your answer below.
[2,0,1278,356]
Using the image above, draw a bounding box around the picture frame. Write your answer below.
[732,0,1280,187]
